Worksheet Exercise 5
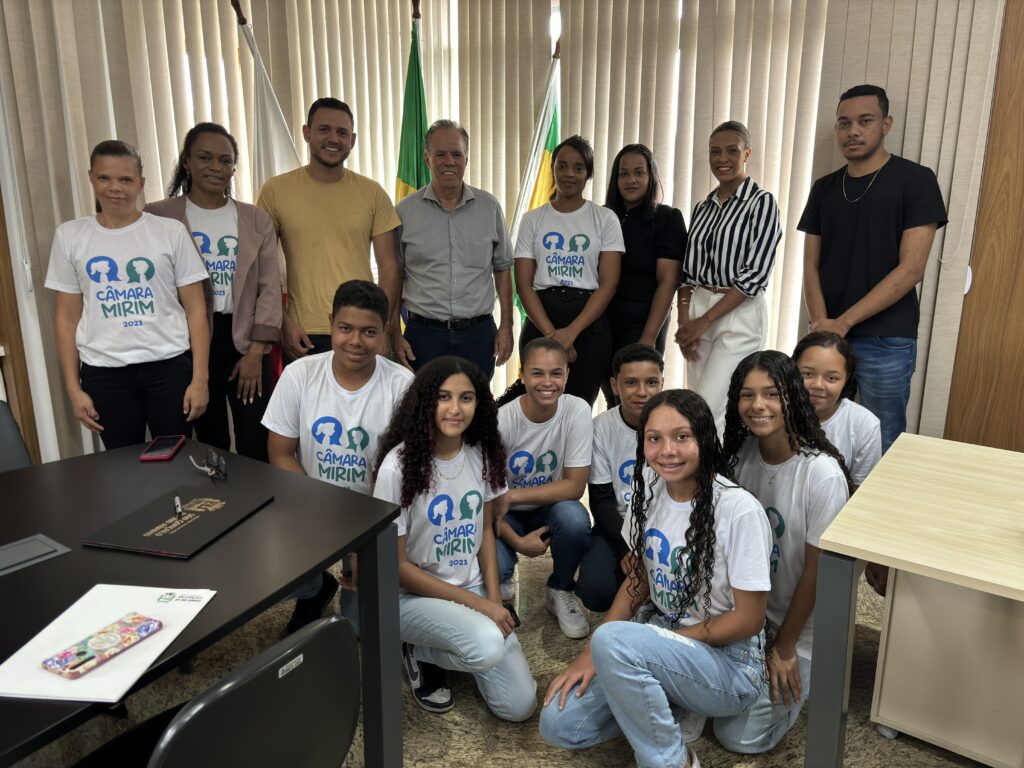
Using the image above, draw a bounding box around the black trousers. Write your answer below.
[80,352,192,450]
[194,313,272,461]
[600,297,671,408]
[520,288,611,407]
[404,316,497,380]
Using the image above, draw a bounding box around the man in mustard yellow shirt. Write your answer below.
[258,97,401,360]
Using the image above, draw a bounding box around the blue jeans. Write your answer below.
[713,653,811,753]
[847,336,917,453]
[400,584,537,722]
[404,317,496,380]
[540,616,766,767]
[497,501,592,591]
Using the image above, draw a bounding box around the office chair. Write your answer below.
[75,616,361,768]
[0,400,30,473]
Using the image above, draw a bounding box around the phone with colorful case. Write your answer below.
[41,612,164,679]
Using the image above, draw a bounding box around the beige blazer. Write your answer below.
[145,196,282,354]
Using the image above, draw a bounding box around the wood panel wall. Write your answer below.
[945,0,1024,451]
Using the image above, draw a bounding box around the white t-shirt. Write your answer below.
[642,477,772,624]
[44,213,208,367]
[735,437,849,660]
[591,406,641,521]
[261,352,413,494]
[374,443,506,591]
[498,395,593,511]
[186,198,238,314]
[821,399,881,486]
[514,200,624,291]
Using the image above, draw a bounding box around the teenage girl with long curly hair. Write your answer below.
[714,350,851,754]
[372,356,536,722]
[540,389,772,768]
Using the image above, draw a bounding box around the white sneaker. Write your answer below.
[680,710,706,743]
[685,746,701,768]
[545,587,589,638]
[499,578,516,603]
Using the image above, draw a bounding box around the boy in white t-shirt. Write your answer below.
[262,280,412,633]
[576,343,664,612]
[495,338,594,639]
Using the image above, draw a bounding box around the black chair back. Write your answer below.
[147,616,361,768]
[0,401,30,473]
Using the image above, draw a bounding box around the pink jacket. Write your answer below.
[145,197,282,354]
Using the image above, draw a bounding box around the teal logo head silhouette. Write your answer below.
[567,233,591,253]
[217,235,239,257]
[346,426,370,451]
[126,257,155,283]
[536,450,558,472]
[766,507,785,539]
[459,490,483,520]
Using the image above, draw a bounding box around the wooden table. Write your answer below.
[0,442,403,767]
[804,433,1024,767]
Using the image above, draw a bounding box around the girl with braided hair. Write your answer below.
[372,356,536,722]
[714,350,851,754]
[541,389,772,768]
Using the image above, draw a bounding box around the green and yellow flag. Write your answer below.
[395,18,430,202]
[527,102,559,210]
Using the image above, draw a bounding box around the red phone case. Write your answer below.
[139,435,185,462]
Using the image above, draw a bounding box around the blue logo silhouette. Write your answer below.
[311,416,343,445]
[192,231,212,254]
[542,231,565,251]
[618,459,636,486]
[508,450,535,476]
[645,528,671,566]
[85,256,120,284]
[427,494,456,526]
[567,233,591,253]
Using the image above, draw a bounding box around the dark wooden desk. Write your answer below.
[0,442,402,767]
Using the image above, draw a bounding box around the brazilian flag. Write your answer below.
[395,19,430,202]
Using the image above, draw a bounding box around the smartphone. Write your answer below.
[42,613,164,679]
[503,603,522,628]
[140,435,185,462]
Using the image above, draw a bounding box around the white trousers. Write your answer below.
[685,288,767,436]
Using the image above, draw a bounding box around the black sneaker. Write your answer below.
[402,642,453,713]
[286,571,338,634]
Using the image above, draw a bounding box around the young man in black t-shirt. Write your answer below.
[799,84,947,457]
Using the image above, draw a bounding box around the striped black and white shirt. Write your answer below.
[683,177,781,297]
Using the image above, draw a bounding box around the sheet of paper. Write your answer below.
[0,584,216,703]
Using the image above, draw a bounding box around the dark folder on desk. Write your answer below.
[82,484,273,558]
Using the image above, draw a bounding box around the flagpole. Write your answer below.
[509,40,560,245]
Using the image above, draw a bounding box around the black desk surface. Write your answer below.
[0,442,399,765]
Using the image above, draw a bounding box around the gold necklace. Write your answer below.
[842,165,883,203]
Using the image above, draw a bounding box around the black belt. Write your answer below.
[538,286,594,298]
[406,311,491,330]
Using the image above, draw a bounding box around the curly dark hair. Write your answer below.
[167,122,239,198]
[722,351,853,494]
[627,389,735,625]
[374,356,506,507]
[792,330,858,401]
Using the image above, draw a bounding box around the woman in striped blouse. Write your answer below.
[675,121,782,434]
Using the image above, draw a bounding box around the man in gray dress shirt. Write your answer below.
[391,120,514,379]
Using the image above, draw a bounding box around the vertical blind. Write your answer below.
[0,0,1006,457]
